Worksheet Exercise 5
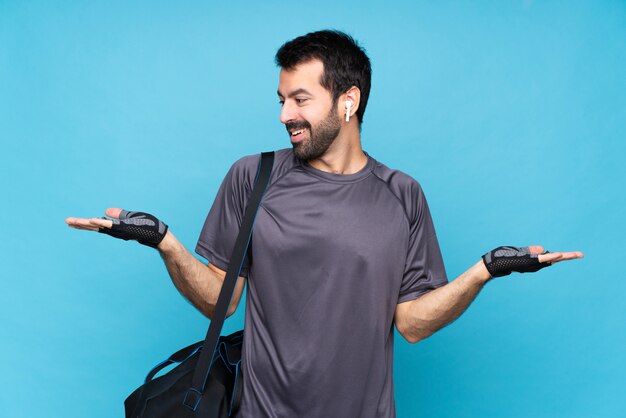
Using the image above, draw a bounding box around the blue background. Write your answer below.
[1,1,624,417]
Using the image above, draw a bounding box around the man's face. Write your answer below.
[277,59,342,161]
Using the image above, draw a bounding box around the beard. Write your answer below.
[288,102,341,161]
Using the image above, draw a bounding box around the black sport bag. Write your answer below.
[125,331,243,417]
[124,151,274,418]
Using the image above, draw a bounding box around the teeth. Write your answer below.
[292,129,304,135]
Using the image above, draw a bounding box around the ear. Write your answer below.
[341,86,361,121]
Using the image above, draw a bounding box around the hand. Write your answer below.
[66,208,168,248]
[482,245,584,279]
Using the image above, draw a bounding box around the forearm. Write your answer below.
[398,260,491,343]
[157,230,226,319]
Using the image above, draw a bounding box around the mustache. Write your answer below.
[285,120,311,132]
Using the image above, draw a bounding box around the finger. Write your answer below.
[538,251,584,264]
[528,245,545,255]
[538,252,563,264]
[67,223,100,231]
[554,251,584,261]
[65,217,101,231]
[66,217,96,227]
[105,208,124,219]
[88,217,113,229]
[66,217,113,229]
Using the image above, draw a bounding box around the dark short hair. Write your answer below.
[275,30,372,126]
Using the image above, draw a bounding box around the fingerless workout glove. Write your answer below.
[482,246,551,278]
[98,210,168,248]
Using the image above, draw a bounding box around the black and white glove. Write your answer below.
[98,210,168,248]
[482,246,551,278]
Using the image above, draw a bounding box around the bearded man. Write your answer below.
[66,30,583,418]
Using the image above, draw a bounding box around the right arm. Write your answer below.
[158,230,246,320]
[66,208,246,320]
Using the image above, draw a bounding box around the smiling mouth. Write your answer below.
[290,128,307,141]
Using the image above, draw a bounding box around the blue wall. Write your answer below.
[1,1,624,417]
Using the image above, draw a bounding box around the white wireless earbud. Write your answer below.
[345,101,353,122]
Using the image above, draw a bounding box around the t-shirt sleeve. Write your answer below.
[195,154,260,277]
[397,181,448,303]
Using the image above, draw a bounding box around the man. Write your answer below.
[66,30,583,417]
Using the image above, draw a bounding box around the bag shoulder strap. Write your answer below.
[184,151,275,410]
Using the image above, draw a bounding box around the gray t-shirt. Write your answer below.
[196,148,448,418]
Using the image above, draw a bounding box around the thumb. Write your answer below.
[105,208,124,219]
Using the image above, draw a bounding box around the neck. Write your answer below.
[307,123,367,175]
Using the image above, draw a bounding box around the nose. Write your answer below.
[280,101,297,125]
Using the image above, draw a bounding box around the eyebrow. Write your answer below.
[277,88,313,98]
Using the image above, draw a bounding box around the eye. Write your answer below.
[295,98,308,104]
[278,100,284,106]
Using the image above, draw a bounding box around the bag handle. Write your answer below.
[143,341,204,383]
[183,151,275,411]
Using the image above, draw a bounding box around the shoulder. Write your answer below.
[371,158,428,222]
[372,160,424,193]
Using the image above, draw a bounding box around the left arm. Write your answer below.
[394,260,490,344]
[394,245,584,344]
